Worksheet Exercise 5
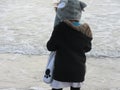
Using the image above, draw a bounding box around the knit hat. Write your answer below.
[57,0,87,21]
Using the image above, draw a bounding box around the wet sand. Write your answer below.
[0,54,120,90]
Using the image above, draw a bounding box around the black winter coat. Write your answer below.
[47,21,92,82]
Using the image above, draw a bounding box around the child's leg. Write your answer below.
[70,87,80,90]
[52,88,63,90]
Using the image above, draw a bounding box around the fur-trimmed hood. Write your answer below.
[63,20,93,39]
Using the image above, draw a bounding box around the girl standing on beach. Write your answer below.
[47,0,93,90]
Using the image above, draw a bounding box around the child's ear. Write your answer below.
[79,1,87,11]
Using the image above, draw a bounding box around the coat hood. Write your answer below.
[63,20,93,39]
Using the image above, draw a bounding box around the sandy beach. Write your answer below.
[0,54,120,90]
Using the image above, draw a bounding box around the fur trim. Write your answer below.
[63,20,93,38]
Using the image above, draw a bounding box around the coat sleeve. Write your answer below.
[84,40,92,52]
[47,24,63,51]
[47,28,58,51]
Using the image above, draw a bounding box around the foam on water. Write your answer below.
[0,0,120,58]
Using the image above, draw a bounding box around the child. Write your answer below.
[47,0,93,90]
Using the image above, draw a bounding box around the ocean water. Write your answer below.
[0,0,120,58]
[83,0,120,57]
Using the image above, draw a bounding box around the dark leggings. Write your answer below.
[52,87,80,90]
